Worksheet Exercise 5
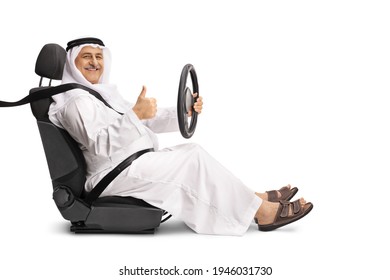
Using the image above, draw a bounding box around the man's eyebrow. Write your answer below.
[81,52,103,56]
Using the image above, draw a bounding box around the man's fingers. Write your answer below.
[193,96,203,114]
[139,85,147,98]
[195,96,203,104]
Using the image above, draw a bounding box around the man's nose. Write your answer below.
[89,56,98,66]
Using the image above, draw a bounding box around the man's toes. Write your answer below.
[295,198,305,208]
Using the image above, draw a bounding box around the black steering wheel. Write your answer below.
[177,64,199,139]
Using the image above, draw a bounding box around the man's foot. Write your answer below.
[254,198,313,231]
[256,184,298,202]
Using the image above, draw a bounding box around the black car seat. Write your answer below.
[30,43,164,233]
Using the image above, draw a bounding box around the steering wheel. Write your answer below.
[177,64,199,139]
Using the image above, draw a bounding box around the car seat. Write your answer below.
[30,43,164,233]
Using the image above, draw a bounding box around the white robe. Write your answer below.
[49,92,262,235]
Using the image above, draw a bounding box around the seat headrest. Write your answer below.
[35,44,66,80]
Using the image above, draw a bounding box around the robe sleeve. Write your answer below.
[142,106,179,133]
[57,94,151,157]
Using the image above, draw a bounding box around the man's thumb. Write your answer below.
[139,85,147,98]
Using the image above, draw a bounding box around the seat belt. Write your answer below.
[0,83,116,112]
[0,83,154,205]
[84,148,154,205]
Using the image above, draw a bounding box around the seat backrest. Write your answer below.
[30,44,86,198]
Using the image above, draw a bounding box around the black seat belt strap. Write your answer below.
[84,148,154,205]
[0,83,115,111]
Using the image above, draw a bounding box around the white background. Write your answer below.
[0,0,389,279]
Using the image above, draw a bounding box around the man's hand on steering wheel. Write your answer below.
[132,85,157,120]
[188,93,203,117]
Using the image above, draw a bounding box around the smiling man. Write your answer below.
[75,46,104,84]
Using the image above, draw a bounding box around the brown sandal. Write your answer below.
[266,185,298,202]
[255,199,313,231]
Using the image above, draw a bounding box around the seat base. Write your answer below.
[70,222,157,234]
[67,196,164,234]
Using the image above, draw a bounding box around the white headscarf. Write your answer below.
[49,43,132,117]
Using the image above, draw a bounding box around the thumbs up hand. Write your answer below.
[132,85,157,120]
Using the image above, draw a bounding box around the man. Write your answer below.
[48,37,313,235]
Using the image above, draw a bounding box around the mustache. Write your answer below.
[84,65,101,70]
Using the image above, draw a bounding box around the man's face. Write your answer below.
[75,46,104,84]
